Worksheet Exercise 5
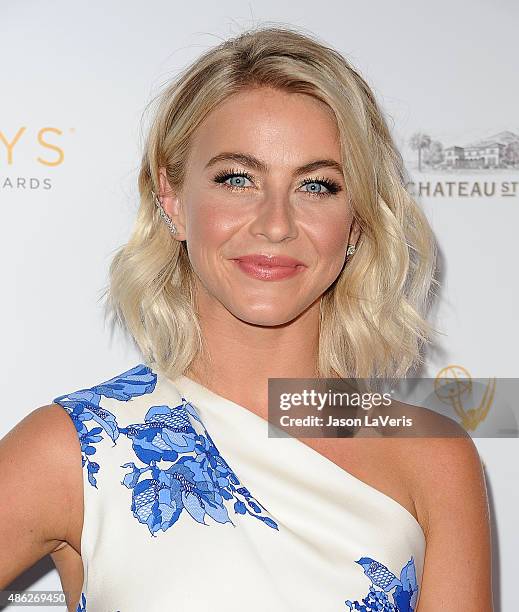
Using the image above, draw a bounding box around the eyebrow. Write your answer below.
[204,152,344,177]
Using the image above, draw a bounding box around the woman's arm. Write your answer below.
[414,435,493,610]
[0,405,80,588]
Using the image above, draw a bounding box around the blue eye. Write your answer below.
[227,175,253,189]
[299,177,341,197]
[301,181,328,195]
[213,170,254,191]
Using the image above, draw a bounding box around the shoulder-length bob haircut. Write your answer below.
[103,23,440,382]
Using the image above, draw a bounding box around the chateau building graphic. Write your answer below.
[408,130,519,171]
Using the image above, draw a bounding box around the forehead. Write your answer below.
[188,87,341,166]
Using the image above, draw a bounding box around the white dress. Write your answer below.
[52,363,426,612]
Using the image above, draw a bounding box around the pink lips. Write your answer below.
[231,254,306,281]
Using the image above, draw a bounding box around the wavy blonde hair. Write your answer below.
[102,23,440,382]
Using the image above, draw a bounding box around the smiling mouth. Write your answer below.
[232,253,306,266]
[231,258,306,281]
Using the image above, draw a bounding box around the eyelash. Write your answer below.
[212,168,342,198]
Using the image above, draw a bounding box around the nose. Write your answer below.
[248,193,298,243]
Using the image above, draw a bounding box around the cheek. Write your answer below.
[310,217,350,259]
[184,198,239,262]
[190,212,225,243]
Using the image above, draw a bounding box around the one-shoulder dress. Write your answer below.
[52,363,426,612]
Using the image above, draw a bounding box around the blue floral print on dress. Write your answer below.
[53,363,278,535]
[345,556,419,611]
[119,398,279,535]
[53,364,156,486]
[75,592,86,612]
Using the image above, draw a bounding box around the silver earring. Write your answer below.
[151,190,178,235]
[346,244,356,257]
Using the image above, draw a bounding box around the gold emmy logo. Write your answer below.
[434,365,496,431]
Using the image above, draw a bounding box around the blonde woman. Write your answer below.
[0,24,492,612]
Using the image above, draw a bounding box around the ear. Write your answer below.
[348,216,362,247]
[158,167,186,240]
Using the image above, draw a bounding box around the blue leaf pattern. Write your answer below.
[53,363,279,534]
[345,556,419,611]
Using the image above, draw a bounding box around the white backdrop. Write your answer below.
[1,1,518,609]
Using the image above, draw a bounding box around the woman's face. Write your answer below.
[160,86,360,326]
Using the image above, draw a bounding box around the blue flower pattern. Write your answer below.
[52,364,156,487]
[345,555,419,611]
[53,363,279,536]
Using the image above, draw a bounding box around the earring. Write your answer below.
[346,244,356,257]
[151,190,178,235]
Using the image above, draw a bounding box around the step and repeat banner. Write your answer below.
[1,1,517,610]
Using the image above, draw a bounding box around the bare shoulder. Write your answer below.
[2,403,83,482]
[386,402,493,607]
[386,401,487,533]
[0,404,83,588]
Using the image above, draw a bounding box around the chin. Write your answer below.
[231,304,300,327]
